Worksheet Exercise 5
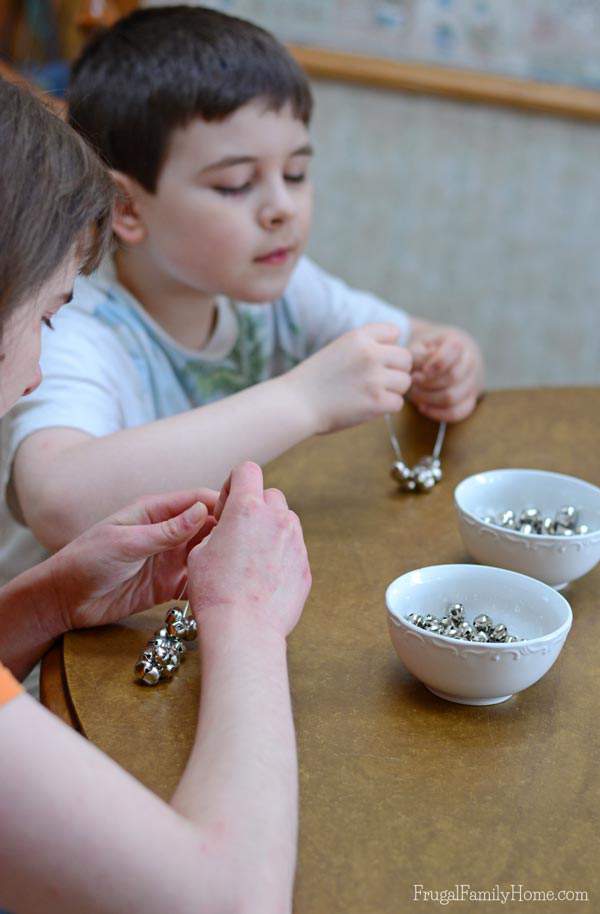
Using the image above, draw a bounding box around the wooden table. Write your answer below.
[41,388,600,914]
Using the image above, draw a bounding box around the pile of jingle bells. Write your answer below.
[134,604,197,686]
[406,602,522,643]
[482,504,590,536]
[391,455,442,493]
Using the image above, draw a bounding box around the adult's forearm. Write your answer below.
[0,558,64,679]
[16,373,315,548]
[172,611,298,913]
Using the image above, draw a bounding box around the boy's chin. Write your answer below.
[232,272,295,304]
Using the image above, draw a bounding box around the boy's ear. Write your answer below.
[110,171,147,246]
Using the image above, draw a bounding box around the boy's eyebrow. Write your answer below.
[201,144,314,174]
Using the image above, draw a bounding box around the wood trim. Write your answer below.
[289,45,600,123]
[40,639,81,732]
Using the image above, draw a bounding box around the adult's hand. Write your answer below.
[47,489,218,633]
[189,462,311,639]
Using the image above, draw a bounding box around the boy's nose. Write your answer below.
[258,185,296,230]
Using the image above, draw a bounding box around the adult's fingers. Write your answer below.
[227,462,265,501]
[213,474,232,522]
[111,488,219,527]
[264,488,289,512]
[118,500,209,560]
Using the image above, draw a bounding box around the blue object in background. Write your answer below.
[21,60,70,98]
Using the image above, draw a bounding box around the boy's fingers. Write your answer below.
[422,338,461,376]
[382,344,413,372]
[418,394,477,423]
[412,375,474,408]
[412,352,471,391]
[363,322,405,345]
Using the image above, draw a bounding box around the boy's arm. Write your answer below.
[13,372,315,550]
[13,324,412,549]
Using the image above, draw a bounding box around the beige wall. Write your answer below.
[306,79,600,389]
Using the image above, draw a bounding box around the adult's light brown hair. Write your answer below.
[0,77,114,326]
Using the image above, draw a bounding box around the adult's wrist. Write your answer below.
[197,603,288,655]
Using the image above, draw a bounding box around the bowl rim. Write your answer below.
[454,468,600,541]
[385,563,573,648]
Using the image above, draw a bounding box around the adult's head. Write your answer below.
[0,78,114,414]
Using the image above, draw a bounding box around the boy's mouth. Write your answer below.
[254,246,293,265]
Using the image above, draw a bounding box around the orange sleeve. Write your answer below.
[0,661,22,708]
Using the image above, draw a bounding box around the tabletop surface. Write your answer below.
[46,388,600,914]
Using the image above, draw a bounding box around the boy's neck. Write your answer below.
[114,246,218,350]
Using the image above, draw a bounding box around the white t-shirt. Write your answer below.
[0,255,410,584]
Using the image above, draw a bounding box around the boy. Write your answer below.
[0,6,483,580]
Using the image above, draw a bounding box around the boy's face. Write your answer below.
[129,100,314,304]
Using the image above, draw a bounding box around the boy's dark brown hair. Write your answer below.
[68,5,313,193]
[0,77,114,328]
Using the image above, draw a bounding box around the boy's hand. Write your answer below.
[46,489,218,633]
[188,462,311,639]
[408,327,484,422]
[288,323,412,434]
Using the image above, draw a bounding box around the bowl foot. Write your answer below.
[426,686,513,706]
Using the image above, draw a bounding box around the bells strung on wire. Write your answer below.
[134,604,197,686]
[386,415,446,494]
[391,455,442,493]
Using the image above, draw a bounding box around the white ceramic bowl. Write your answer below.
[386,564,572,705]
[454,469,600,589]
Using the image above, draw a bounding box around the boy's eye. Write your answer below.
[284,174,306,184]
[214,182,252,196]
[42,317,55,330]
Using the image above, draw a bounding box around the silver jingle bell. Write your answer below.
[519,507,541,526]
[182,616,198,641]
[555,505,578,529]
[415,471,436,493]
[165,607,188,639]
[444,624,459,638]
[473,613,493,632]
[135,659,162,686]
[472,631,488,643]
[391,461,413,483]
[490,624,508,642]
[575,524,591,535]
[456,622,474,640]
[541,516,555,535]
[555,525,574,537]
[519,523,535,536]
[499,510,516,529]
[482,515,496,526]
[448,603,465,624]
[505,634,519,643]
